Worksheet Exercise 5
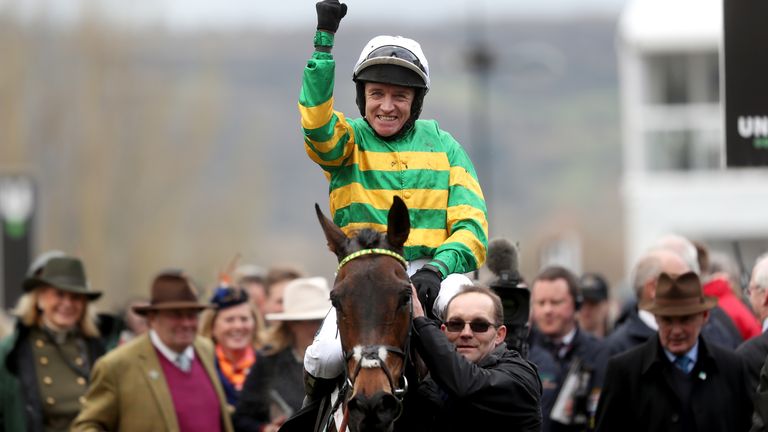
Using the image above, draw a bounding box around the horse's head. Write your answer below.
[315,196,412,432]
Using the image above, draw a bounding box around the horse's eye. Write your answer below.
[398,290,411,308]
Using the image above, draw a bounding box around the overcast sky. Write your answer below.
[2,0,627,31]
[161,0,627,29]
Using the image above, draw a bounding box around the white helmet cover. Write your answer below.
[353,35,431,90]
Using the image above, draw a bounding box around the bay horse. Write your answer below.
[315,196,414,432]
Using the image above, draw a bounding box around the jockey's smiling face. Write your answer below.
[364,82,414,137]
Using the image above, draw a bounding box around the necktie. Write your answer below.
[674,355,692,374]
[551,342,568,359]
[176,354,191,373]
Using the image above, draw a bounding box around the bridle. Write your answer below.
[335,248,408,273]
[334,248,413,405]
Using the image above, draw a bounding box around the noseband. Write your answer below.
[336,248,412,400]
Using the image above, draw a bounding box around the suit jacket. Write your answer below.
[595,335,752,432]
[72,334,234,432]
[737,331,768,393]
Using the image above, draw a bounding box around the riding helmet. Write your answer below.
[352,35,431,136]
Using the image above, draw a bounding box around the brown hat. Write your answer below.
[133,270,211,315]
[641,271,717,316]
[22,256,102,300]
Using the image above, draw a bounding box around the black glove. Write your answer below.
[316,0,347,33]
[411,266,442,320]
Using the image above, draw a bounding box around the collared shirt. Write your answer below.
[560,327,577,347]
[762,317,768,333]
[639,309,659,331]
[149,330,195,369]
[663,341,699,373]
[551,327,577,359]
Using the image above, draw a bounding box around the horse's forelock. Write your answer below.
[354,228,386,250]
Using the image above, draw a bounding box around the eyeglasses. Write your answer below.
[444,319,497,333]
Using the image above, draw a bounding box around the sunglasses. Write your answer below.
[444,319,497,333]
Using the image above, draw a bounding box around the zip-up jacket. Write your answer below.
[403,316,542,431]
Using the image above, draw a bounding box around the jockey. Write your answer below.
[299,0,489,397]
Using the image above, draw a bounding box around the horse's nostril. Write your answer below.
[347,396,360,412]
[349,392,403,429]
[381,393,403,419]
[349,393,374,414]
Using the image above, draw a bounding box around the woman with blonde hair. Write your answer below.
[0,254,104,432]
[233,276,331,432]
[199,285,264,409]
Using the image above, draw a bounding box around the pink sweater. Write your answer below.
[158,350,222,432]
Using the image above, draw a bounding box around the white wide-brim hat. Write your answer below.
[265,276,332,321]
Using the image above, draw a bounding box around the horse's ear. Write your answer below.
[387,196,410,249]
[315,203,348,259]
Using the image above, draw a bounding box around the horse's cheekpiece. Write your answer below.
[315,196,415,432]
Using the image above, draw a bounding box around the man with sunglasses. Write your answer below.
[301,0,489,399]
[400,284,542,431]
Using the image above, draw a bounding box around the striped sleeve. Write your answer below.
[298,35,355,174]
[430,129,488,275]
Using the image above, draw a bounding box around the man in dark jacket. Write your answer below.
[751,354,768,431]
[595,271,753,432]
[737,252,768,392]
[528,265,607,432]
[404,284,542,431]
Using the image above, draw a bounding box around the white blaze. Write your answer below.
[352,345,388,368]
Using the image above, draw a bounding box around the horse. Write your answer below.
[314,195,415,432]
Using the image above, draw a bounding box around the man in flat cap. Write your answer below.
[595,271,752,432]
[72,270,233,432]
